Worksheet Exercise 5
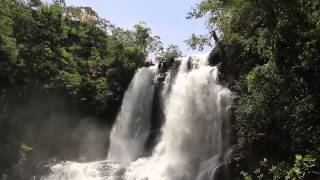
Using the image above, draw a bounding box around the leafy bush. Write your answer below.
[240,154,319,180]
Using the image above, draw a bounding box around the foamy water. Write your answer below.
[42,54,233,180]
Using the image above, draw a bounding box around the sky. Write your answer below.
[44,0,208,55]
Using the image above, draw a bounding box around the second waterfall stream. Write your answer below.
[42,53,233,180]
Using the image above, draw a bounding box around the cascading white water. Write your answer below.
[108,67,156,164]
[125,54,232,180]
[41,161,123,180]
[41,54,232,180]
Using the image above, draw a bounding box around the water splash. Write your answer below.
[41,161,123,180]
[125,54,232,180]
[41,54,233,180]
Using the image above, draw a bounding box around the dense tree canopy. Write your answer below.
[0,0,164,116]
[188,0,320,178]
[0,0,166,176]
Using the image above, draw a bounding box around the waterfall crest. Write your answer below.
[41,54,233,180]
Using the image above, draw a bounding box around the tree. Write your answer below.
[0,1,162,176]
[185,33,212,51]
[189,0,320,178]
[157,44,182,62]
[0,0,18,93]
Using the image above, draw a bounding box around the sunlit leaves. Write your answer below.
[186,0,320,177]
[185,34,211,51]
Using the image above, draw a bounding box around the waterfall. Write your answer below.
[41,53,233,180]
[125,54,232,180]
[108,67,156,164]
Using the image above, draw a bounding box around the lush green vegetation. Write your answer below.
[188,0,320,179]
[0,0,164,117]
[0,0,171,177]
[2,0,319,179]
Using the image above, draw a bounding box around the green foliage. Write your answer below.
[239,154,319,180]
[286,155,316,179]
[0,1,18,91]
[156,44,182,62]
[0,1,157,115]
[20,142,34,153]
[185,33,212,51]
[240,171,252,180]
[190,0,320,178]
[110,21,163,58]
[0,1,161,174]
[54,71,82,96]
